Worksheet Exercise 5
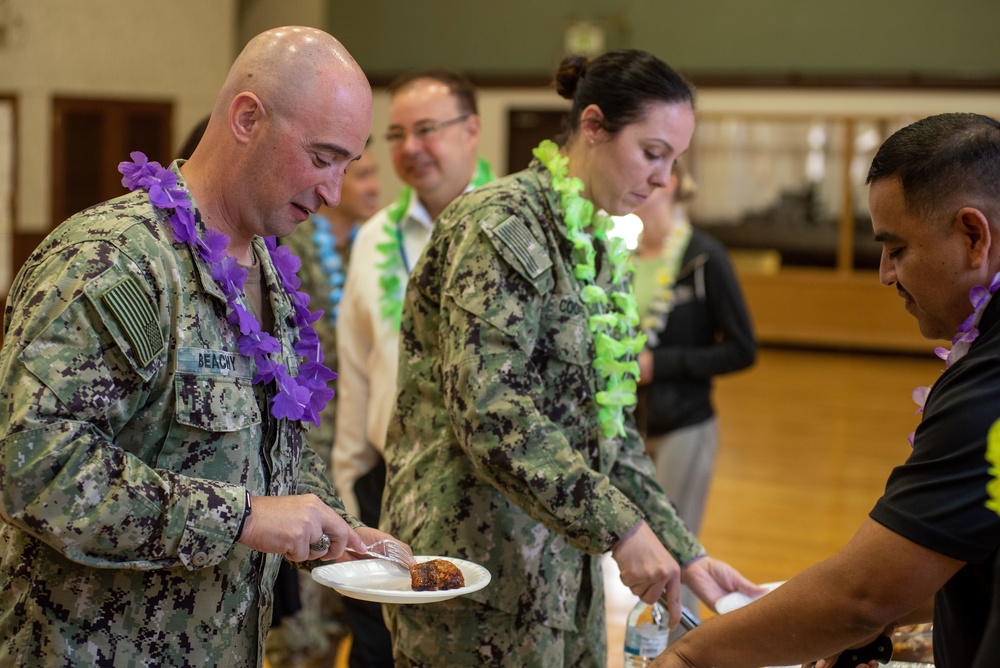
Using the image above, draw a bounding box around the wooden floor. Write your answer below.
[603,346,943,667]
[268,346,943,668]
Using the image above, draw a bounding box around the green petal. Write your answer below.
[580,285,608,305]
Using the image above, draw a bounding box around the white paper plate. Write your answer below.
[715,581,785,614]
[311,555,491,604]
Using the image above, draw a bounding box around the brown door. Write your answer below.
[51,97,172,226]
[506,108,567,174]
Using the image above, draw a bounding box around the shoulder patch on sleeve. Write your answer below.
[481,213,553,281]
[101,276,164,367]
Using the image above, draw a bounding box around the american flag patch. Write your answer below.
[102,276,164,367]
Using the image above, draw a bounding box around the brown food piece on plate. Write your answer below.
[891,623,933,662]
[409,559,465,591]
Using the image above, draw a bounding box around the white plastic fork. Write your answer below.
[345,538,416,570]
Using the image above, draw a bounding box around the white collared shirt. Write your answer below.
[332,189,433,517]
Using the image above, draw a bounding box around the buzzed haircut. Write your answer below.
[867,112,1000,216]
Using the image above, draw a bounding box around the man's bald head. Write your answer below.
[182,27,373,249]
[214,26,368,123]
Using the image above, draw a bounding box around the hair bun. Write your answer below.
[555,55,589,100]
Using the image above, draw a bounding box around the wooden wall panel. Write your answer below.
[736,267,936,355]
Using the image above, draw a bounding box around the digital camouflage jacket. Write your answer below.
[0,165,355,667]
[381,160,704,632]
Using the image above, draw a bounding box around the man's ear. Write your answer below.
[464,113,481,145]
[956,206,992,269]
[229,92,264,144]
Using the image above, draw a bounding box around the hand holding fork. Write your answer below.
[311,533,415,570]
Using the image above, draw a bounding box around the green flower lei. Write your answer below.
[639,219,692,348]
[376,157,495,330]
[533,139,646,438]
[986,418,1000,515]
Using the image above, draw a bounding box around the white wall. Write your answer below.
[0,0,237,293]
[5,0,1000,297]
[367,85,1000,209]
[237,0,325,50]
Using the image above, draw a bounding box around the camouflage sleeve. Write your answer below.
[607,416,706,562]
[0,242,244,570]
[295,441,363,529]
[296,442,364,572]
[436,215,651,555]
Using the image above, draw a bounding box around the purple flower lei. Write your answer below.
[909,271,1000,446]
[118,152,335,425]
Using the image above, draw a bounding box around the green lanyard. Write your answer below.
[376,157,495,330]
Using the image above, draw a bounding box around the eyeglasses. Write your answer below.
[384,114,470,145]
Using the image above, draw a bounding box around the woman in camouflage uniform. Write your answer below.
[381,50,762,667]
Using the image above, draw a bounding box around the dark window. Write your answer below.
[52,97,172,225]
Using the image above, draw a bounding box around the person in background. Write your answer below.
[284,141,379,478]
[333,68,493,668]
[269,142,380,668]
[653,113,1000,667]
[631,159,756,620]
[0,26,403,667]
[380,49,763,667]
[177,115,210,162]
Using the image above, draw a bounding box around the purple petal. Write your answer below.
[300,306,323,327]
[934,346,949,361]
[271,372,311,421]
[990,273,1000,293]
[239,330,281,357]
[309,384,335,403]
[970,284,991,310]
[297,360,336,386]
[170,207,199,246]
[294,327,321,359]
[148,168,178,190]
[270,244,302,283]
[211,257,247,297]
[274,366,295,393]
[299,407,321,426]
[304,386,335,424]
[201,228,230,264]
[280,272,302,294]
[956,327,979,345]
[288,289,310,309]
[291,291,320,319]
[134,161,170,190]
[118,152,160,190]
[956,311,977,334]
[253,358,282,385]
[228,303,261,335]
[149,185,189,210]
[271,387,308,421]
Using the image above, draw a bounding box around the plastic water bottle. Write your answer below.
[623,600,670,667]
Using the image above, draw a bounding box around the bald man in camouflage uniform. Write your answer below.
[381,158,752,666]
[0,27,393,667]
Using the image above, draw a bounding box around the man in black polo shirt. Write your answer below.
[653,114,1000,668]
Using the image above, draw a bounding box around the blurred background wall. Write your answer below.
[2,0,1000,352]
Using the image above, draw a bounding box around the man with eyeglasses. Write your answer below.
[332,68,493,667]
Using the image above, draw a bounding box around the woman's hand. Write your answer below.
[681,556,769,611]
[612,521,683,628]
